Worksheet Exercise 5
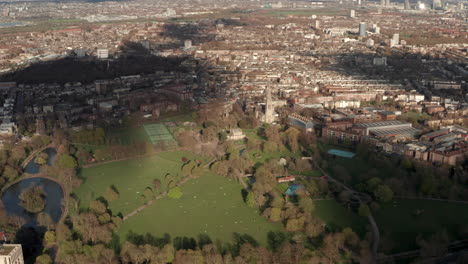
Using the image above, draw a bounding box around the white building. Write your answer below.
[96,49,109,59]
[0,244,24,264]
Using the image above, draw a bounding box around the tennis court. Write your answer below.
[143,123,176,145]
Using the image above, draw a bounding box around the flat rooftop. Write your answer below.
[356,120,407,128]
[370,127,421,137]
[0,245,16,256]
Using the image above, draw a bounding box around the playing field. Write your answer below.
[143,123,176,145]
[118,171,283,245]
[374,199,468,253]
[313,199,367,236]
[74,151,198,215]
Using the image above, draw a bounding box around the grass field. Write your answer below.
[118,171,283,245]
[107,127,149,145]
[374,199,468,253]
[313,199,367,236]
[74,151,198,215]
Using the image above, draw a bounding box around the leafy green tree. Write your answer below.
[374,185,394,203]
[19,186,46,213]
[36,254,52,264]
[168,187,183,199]
[144,187,153,199]
[299,197,314,213]
[2,165,18,181]
[358,204,371,217]
[89,200,107,215]
[246,191,256,208]
[270,208,282,222]
[285,127,300,153]
[104,186,119,202]
[59,154,77,169]
[43,231,56,246]
[153,179,162,191]
[35,152,49,165]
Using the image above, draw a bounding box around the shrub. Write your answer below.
[168,187,183,199]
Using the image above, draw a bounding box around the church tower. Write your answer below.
[264,87,275,123]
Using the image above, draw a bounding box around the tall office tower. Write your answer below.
[350,9,356,18]
[385,0,391,6]
[405,0,411,9]
[0,244,24,264]
[359,22,367,36]
[432,0,442,9]
[392,33,399,44]
[358,0,362,5]
[381,0,386,6]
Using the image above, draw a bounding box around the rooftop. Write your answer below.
[0,245,16,256]
[356,120,408,128]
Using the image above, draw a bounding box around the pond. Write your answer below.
[24,148,56,174]
[1,178,64,227]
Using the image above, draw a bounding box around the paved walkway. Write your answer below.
[395,196,468,204]
[123,174,194,221]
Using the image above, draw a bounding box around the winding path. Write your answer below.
[123,174,195,221]
[20,144,54,168]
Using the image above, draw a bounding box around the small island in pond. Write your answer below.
[34,152,49,165]
[19,185,47,213]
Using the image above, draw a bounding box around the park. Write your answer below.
[73,121,468,257]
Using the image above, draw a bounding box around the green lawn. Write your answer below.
[118,171,283,245]
[74,151,198,215]
[374,199,468,253]
[107,127,149,145]
[313,199,368,236]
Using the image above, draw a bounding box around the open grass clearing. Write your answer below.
[374,198,468,254]
[73,151,199,216]
[313,199,367,237]
[118,171,283,245]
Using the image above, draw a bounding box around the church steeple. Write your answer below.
[264,87,274,123]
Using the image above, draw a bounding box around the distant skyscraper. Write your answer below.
[392,33,399,44]
[385,0,391,6]
[432,0,442,9]
[358,0,362,5]
[184,40,192,49]
[315,20,320,28]
[350,9,356,18]
[381,0,386,6]
[359,22,367,36]
[405,0,411,9]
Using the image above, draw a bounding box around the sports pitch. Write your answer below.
[143,123,176,145]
